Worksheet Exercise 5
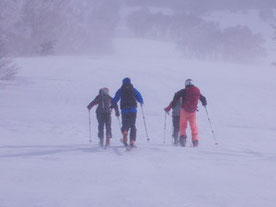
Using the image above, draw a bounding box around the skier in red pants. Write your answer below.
[167,79,207,147]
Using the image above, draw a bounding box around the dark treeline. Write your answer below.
[0,0,122,79]
[126,7,267,62]
[125,0,276,14]
[0,0,274,73]
[124,0,275,63]
[0,0,122,56]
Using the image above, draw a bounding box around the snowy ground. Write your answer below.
[0,39,276,207]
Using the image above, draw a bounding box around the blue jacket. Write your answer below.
[112,88,143,114]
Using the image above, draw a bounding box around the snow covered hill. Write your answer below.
[0,38,276,207]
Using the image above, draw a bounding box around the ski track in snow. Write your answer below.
[0,39,276,207]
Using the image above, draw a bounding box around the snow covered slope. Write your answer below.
[0,38,276,207]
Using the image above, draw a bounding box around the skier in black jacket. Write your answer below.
[87,88,119,146]
[164,97,182,144]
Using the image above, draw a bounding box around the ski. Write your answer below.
[120,139,128,146]
[120,139,137,151]
[103,145,110,150]
[125,144,136,151]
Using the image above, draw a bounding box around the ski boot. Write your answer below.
[129,139,136,148]
[173,136,178,145]
[179,135,187,147]
[99,138,104,147]
[173,131,178,145]
[105,136,111,147]
[192,140,199,147]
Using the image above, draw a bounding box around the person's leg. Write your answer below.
[172,116,180,144]
[96,113,104,146]
[105,114,112,146]
[129,112,137,146]
[121,113,130,145]
[179,108,188,146]
[188,112,199,146]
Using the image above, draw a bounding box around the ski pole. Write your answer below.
[112,108,121,129]
[163,112,167,144]
[140,104,150,142]
[204,106,218,145]
[88,110,92,143]
[117,116,122,128]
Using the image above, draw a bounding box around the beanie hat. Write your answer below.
[122,77,131,84]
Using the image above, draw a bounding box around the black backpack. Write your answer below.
[120,83,137,109]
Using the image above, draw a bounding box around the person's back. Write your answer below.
[111,78,143,147]
[96,88,112,114]
[172,99,182,116]
[182,85,201,113]
[120,82,137,109]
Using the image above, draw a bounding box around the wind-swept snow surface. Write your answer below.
[0,39,275,207]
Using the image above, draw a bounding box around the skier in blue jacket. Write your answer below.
[111,77,143,147]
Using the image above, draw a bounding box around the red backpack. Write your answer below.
[183,86,200,112]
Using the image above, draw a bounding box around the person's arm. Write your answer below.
[199,94,207,106]
[164,102,173,112]
[111,89,121,108]
[110,97,120,116]
[134,88,144,104]
[87,96,99,110]
[112,89,121,104]
[171,90,184,108]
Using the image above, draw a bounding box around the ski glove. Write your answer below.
[200,95,207,106]
[110,104,117,109]
[115,109,120,117]
[164,106,171,112]
[202,99,207,106]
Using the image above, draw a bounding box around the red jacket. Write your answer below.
[171,85,207,113]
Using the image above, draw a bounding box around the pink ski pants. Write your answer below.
[179,108,199,141]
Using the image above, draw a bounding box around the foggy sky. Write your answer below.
[0,0,275,62]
